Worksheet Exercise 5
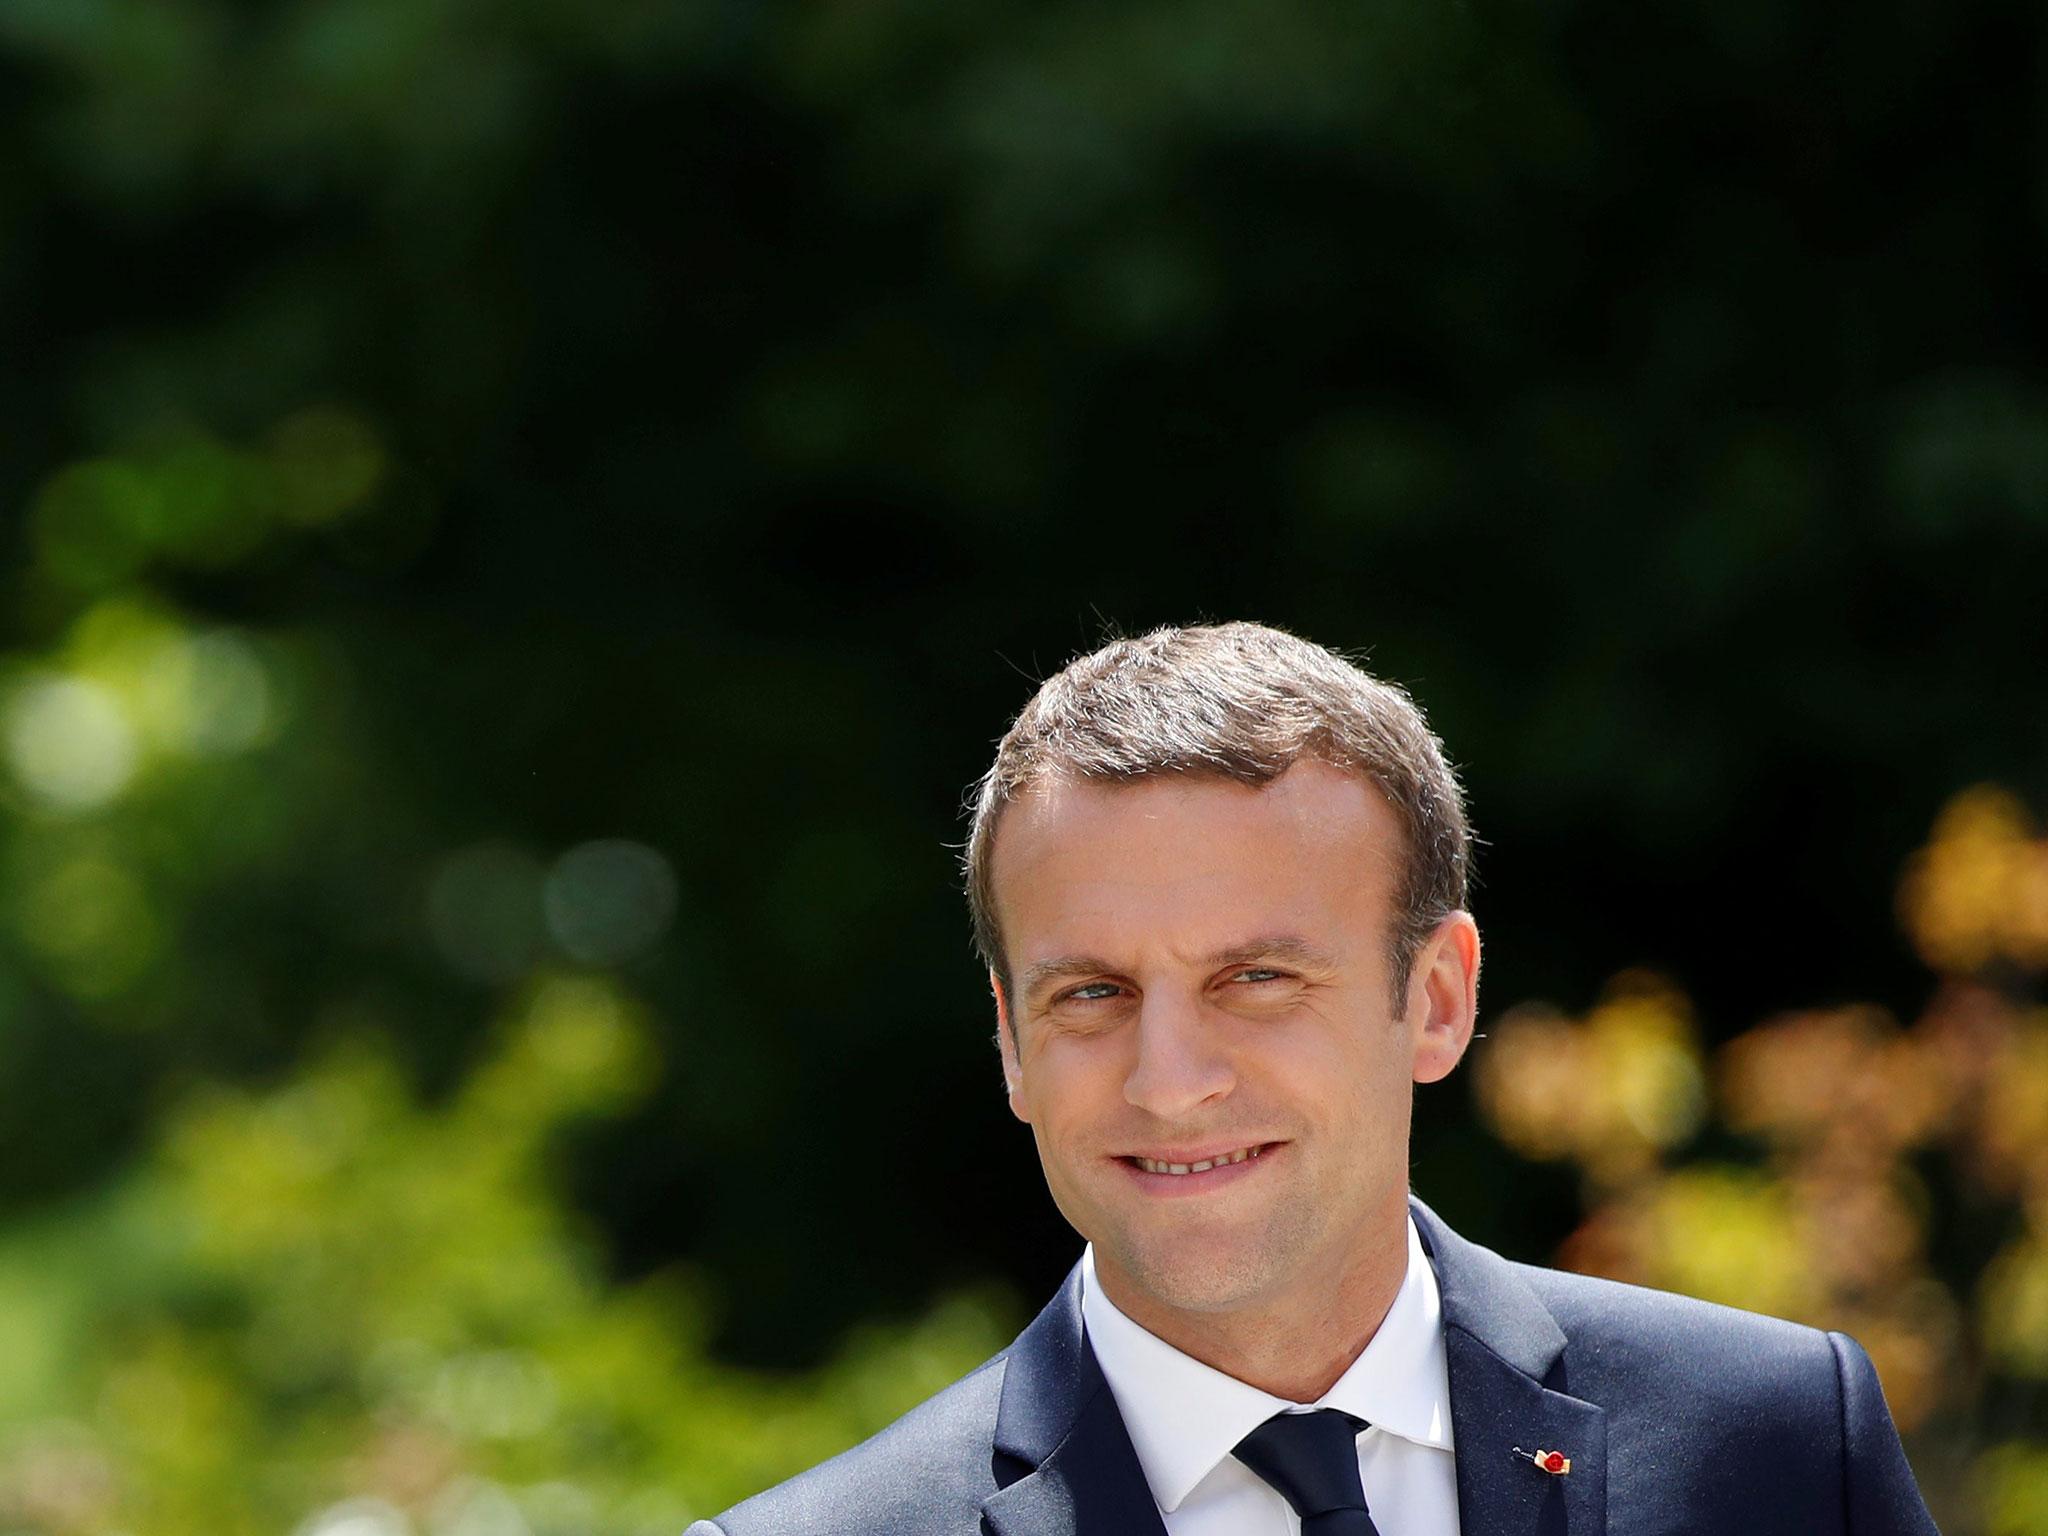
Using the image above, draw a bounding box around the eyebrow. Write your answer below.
[1017,935,1339,1002]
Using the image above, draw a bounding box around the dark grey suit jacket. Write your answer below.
[688,1198,1939,1535]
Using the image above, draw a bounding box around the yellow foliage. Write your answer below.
[1981,1223,2048,1378]
[1637,1166,1817,1319]
[1974,1013,2048,1204]
[1475,785,2048,1517]
[1980,1443,2048,1536]
[1898,785,2048,975]
[1471,970,1705,1189]
[1720,1005,1953,1161]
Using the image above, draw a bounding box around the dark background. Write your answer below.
[1,0,2044,1383]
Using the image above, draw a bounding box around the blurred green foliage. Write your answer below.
[0,971,1012,1534]
[1,0,2046,1528]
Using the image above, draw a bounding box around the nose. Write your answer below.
[1122,992,1235,1119]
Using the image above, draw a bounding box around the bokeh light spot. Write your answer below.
[516,1482,598,1536]
[4,674,139,810]
[542,840,676,966]
[425,1352,557,1441]
[141,628,276,756]
[430,1479,533,1536]
[511,974,655,1111]
[295,1498,414,1536]
[29,459,157,591]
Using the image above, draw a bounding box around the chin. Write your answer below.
[1108,1227,1300,1315]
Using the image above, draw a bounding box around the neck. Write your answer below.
[1095,1214,1410,1402]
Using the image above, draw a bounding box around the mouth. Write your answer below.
[1113,1141,1282,1194]
[1121,1143,1269,1176]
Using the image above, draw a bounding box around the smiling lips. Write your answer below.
[1122,1142,1273,1176]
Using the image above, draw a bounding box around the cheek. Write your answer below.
[1287,1034,1409,1130]
[1022,1046,1121,1140]
[1259,1026,1364,1095]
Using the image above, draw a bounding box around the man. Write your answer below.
[689,622,1939,1536]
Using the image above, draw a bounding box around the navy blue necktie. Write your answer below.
[1233,1409,1383,1535]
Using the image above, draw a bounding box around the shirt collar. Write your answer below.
[1079,1213,1454,1514]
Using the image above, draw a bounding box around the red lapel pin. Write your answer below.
[1513,1446,1572,1475]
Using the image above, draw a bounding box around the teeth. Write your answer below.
[1134,1145,1264,1175]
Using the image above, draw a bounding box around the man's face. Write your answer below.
[989,760,1476,1324]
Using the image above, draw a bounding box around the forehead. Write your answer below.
[989,760,1403,965]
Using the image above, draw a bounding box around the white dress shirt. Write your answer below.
[1079,1214,1460,1536]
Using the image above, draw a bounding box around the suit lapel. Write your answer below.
[1414,1199,1608,1536]
[979,1387,1171,1536]
[981,1209,1607,1536]
[979,1265,1168,1536]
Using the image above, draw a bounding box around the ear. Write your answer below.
[1408,911,1480,1084]
[992,970,1031,1121]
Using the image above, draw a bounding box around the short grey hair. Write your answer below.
[964,621,1471,1002]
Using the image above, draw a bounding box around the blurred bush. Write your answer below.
[1473,786,2048,1535]
[0,969,1013,1536]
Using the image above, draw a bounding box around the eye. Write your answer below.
[1227,967,1287,985]
[1061,981,1123,1003]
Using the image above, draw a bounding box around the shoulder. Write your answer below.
[1499,1261,1937,1532]
[1501,1258,1861,1466]
[689,1349,1013,1536]
[1415,1199,1845,1410]
[1514,1259,1835,1364]
[1510,1259,1844,1396]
